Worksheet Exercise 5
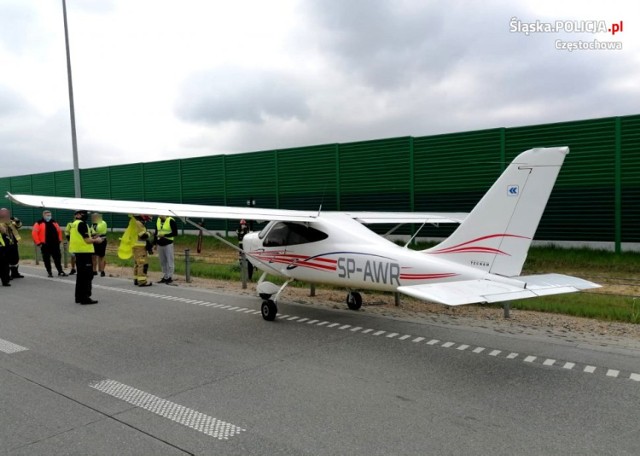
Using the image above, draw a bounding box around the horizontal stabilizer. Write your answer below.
[397,274,600,306]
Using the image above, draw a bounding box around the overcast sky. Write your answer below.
[0,0,638,177]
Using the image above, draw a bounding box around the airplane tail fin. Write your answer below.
[425,147,568,277]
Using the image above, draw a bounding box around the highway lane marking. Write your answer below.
[606,369,620,378]
[0,337,28,354]
[442,342,455,348]
[90,379,245,441]
[543,359,556,366]
[28,276,640,384]
[457,344,470,351]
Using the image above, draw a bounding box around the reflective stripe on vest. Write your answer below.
[69,220,94,254]
[93,220,108,236]
[156,217,174,241]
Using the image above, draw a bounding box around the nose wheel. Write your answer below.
[346,291,362,310]
[261,299,278,321]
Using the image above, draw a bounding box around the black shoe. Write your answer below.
[58,271,68,277]
[11,272,24,279]
[134,279,139,286]
[47,273,53,278]
[93,271,98,276]
[100,271,105,277]
[165,278,173,284]
[79,299,98,305]
[69,269,76,275]
[159,277,167,284]
[2,282,10,287]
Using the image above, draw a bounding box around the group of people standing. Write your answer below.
[0,207,178,306]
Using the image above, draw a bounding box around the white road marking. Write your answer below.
[0,337,28,354]
[339,325,351,330]
[287,316,299,321]
[43,277,633,385]
[307,320,319,324]
[350,326,363,332]
[606,369,620,378]
[297,318,309,323]
[90,379,245,440]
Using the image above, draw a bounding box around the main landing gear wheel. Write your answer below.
[261,299,278,321]
[346,292,362,310]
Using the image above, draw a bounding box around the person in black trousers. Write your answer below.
[68,210,104,305]
[32,210,67,277]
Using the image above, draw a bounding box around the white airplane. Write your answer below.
[7,146,599,321]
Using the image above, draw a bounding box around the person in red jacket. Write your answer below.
[32,210,67,278]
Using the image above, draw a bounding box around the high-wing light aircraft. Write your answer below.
[8,146,599,320]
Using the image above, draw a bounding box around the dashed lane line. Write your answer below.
[0,337,28,354]
[90,379,245,441]
[29,276,640,384]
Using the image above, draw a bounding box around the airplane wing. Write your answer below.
[397,273,600,306]
[6,193,466,225]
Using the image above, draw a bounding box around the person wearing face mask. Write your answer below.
[32,210,67,278]
[0,208,23,279]
[69,210,104,304]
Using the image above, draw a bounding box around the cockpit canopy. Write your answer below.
[259,221,328,247]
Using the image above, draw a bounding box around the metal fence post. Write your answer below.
[34,244,39,265]
[503,301,511,319]
[240,253,248,290]
[309,283,316,297]
[394,292,401,307]
[63,241,68,269]
[184,248,191,283]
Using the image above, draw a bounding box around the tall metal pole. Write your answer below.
[62,0,81,197]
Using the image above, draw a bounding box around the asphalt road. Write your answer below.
[1,265,639,455]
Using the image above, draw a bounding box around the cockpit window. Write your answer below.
[263,222,328,247]
[258,221,276,239]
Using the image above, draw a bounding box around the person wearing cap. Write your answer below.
[32,210,67,277]
[91,212,108,277]
[69,210,104,304]
[236,219,254,280]
[0,208,24,279]
[154,214,177,284]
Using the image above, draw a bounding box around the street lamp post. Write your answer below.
[62,0,81,197]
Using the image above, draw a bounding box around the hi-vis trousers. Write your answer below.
[133,246,149,285]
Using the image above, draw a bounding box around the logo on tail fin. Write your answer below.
[507,185,519,196]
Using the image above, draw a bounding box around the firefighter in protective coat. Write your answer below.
[0,208,23,279]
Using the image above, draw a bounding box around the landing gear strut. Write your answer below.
[346,291,362,310]
[257,272,293,321]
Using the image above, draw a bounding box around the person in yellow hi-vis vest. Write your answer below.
[91,212,108,277]
[69,210,104,304]
[154,215,177,284]
[0,224,10,286]
[118,215,153,287]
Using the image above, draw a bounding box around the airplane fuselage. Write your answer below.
[243,214,491,293]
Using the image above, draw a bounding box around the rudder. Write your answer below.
[425,147,568,277]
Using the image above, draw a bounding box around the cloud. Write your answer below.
[175,67,310,124]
